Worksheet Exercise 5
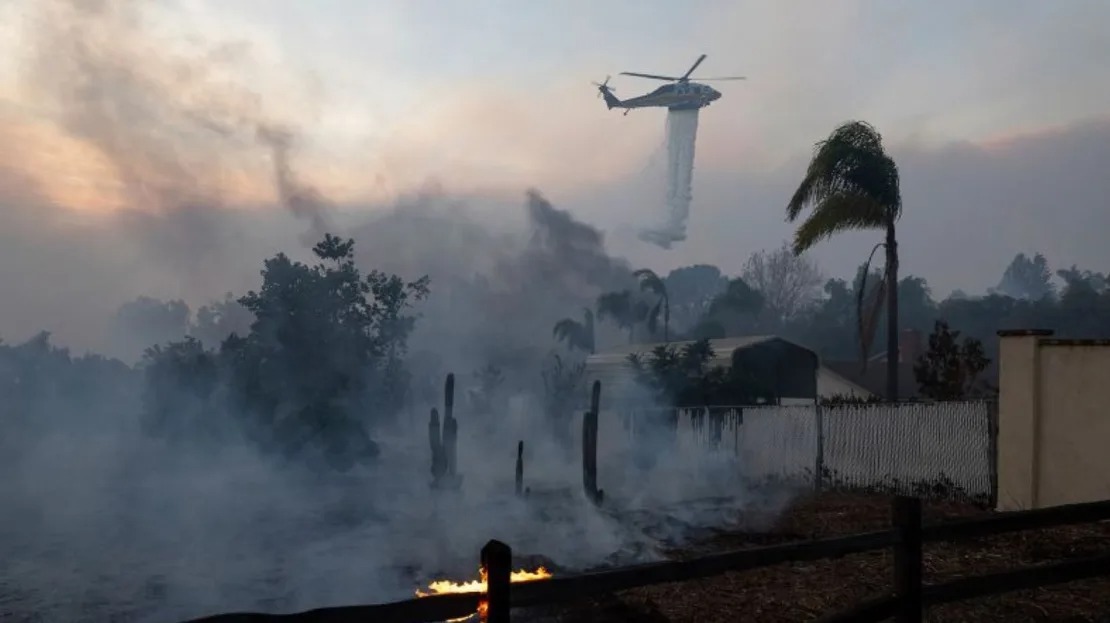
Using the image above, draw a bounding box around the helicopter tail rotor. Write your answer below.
[591,75,615,97]
[592,76,623,109]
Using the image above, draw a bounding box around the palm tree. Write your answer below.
[633,268,670,341]
[552,308,595,354]
[786,120,903,401]
[597,290,644,344]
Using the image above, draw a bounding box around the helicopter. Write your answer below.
[594,54,745,115]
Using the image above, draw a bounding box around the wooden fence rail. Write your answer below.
[185,496,1110,623]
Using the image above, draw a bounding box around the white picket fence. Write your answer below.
[607,401,996,501]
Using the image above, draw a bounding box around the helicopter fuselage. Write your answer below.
[604,81,721,113]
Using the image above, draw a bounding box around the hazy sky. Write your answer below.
[1,0,1109,349]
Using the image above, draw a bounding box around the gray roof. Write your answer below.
[585,335,779,367]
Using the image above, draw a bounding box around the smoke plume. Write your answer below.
[0,3,796,622]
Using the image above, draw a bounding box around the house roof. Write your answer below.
[585,335,779,366]
[823,360,919,400]
[817,364,877,397]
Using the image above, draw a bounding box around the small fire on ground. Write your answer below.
[415,567,552,622]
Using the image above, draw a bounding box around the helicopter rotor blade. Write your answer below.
[697,76,747,81]
[619,71,679,81]
[681,54,707,80]
[591,75,615,90]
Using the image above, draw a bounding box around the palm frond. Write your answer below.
[786,120,902,225]
[552,318,582,341]
[792,191,888,253]
[633,268,666,297]
[596,290,632,323]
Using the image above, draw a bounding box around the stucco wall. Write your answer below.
[996,330,1110,510]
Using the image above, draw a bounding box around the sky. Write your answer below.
[1,0,1109,351]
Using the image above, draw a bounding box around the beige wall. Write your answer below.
[997,330,1110,510]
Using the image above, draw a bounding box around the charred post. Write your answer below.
[582,410,598,503]
[481,539,512,623]
[429,408,446,486]
[444,373,458,478]
[515,440,524,497]
[582,381,603,505]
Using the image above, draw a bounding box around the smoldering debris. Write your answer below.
[0,356,803,623]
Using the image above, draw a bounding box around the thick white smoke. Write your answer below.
[640,108,700,249]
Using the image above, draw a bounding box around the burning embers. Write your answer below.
[415,566,552,622]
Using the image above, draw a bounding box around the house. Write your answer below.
[823,329,925,401]
[585,335,869,408]
[816,364,878,401]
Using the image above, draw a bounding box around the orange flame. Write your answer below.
[415,567,552,622]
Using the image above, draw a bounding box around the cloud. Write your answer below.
[592,116,1110,298]
[0,0,1108,352]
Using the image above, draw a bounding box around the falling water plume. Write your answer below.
[639,108,700,249]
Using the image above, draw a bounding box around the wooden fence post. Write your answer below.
[893,496,923,623]
[481,539,512,623]
[515,440,524,496]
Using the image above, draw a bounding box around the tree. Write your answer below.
[468,363,505,416]
[690,277,764,339]
[786,120,903,401]
[1056,265,1108,294]
[664,264,728,332]
[791,278,859,360]
[627,339,774,408]
[108,296,191,362]
[633,268,670,341]
[0,332,136,433]
[552,308,595,353]
[1056,272,1107,337]
[596,290,648,344]
[143,233,430,471]
[913,320,990,400]
[898,276,938,334]
[140,337,221,440]
[541,353,586,451]
[741,242,823,325]
[708,278,763,318]
[191,293,254,348]
[235,233,429,430]
[994,252,1055,300]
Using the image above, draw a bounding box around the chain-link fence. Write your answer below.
[611,401,996,502]
[820,401,994,500]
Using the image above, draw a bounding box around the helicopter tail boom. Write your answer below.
[599,85,622,109]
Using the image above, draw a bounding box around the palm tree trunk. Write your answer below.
[663,299,670,342]
[885,220,900,402]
